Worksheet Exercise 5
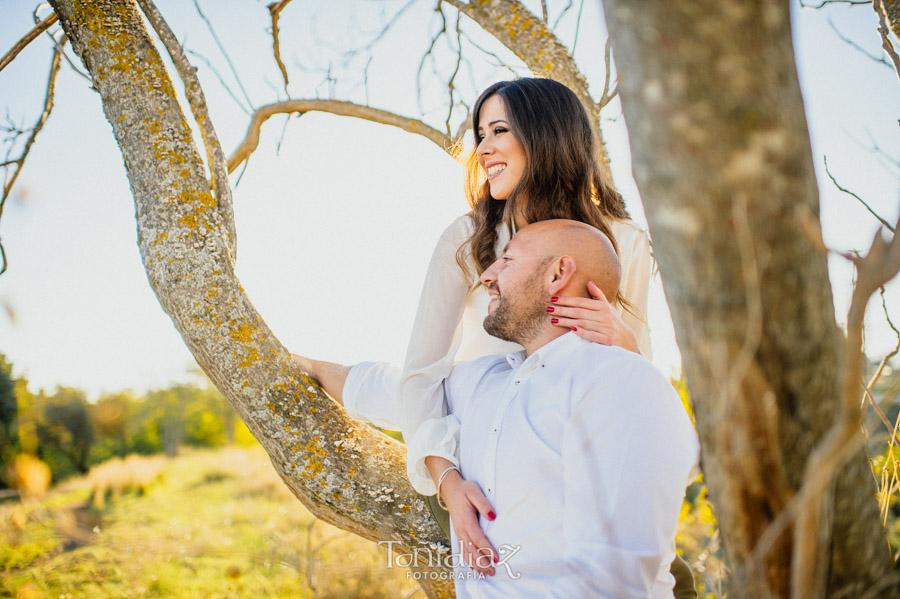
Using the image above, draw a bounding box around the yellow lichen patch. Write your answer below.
[303,460,324,477]
[180,169,190,179]
[229,322,257,344]
[178,212,199,230]
[236,347,262,368]
[400,504,411,514]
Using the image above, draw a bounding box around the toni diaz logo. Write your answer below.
[377,540,522,580]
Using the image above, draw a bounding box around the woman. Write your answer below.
[297,78,671,574]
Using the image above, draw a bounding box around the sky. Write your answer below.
[0,0,898,400]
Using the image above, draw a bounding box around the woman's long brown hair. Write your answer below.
[459,79,630,301]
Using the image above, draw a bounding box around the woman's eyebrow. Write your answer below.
[486,119,508,126]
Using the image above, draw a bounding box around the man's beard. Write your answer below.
[483,271,548,345]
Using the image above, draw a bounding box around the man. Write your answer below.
[298,219,699,596]
[425,219,699,597]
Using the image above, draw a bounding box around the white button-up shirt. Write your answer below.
[442,332,699,598]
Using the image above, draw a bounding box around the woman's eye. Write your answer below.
[494,127,507,135]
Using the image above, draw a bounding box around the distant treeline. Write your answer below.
[0,353,255,486]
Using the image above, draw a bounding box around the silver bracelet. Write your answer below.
[436,465,460,510]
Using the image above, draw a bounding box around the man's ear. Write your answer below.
[548,256,577,295]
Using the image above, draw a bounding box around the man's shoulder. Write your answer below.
[569,343,677,406]
[448,353,509,384]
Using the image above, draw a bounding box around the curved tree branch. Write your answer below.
[268,0,292,94]
[136,0,237,261]
[0,13,59,75]
[792,215,900,598]
[228,99,457,173]
[1,39,64,276]
[47,1,453,596]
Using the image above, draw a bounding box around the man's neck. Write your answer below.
[521,325,568,358]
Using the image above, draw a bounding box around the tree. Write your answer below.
[36,386,94,476]
[0,354,18,483]
[2,0,898,597]
[604,1,900,597]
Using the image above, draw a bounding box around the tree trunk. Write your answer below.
[48,1,453,596]
[603,1,897,597]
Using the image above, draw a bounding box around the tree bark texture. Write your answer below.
[883,0,900,39]
[445,0,612,175]
[603,2,897,598]
[47,1,454,596]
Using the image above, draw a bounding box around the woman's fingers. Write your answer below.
[464,484,497,522]
[550,316,615,344]
[454,515,497,574]
[547,305,611,323]
[587,279,608,302]
[449,481,499,574]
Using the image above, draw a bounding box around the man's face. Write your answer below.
[480,233,550,345]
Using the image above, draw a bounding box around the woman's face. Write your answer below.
[476,94,526,201]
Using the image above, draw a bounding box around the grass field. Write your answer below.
[1,446,419,599]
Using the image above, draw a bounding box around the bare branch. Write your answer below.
[571,0,586,54]
[799,0,872,8]
[444,12,464,137]
[0,40,63,276]
[598,38,619,109]
[342,0,419,63]
[0,13,58,75]
[540,0,548,22]
[791,215,900,597]
[455,112,472,142]
[136,0,236,259]
[865,287,900,424]
[459,30,520,77]
[874,0,900,78]
[824,156,895,232]
[827,17,891,67]
[552,0,575,30]
[417,1,449,115]
[268,0,293,95]
[193,0,254,110]
[186,49,252,116]
[227,100,456,173]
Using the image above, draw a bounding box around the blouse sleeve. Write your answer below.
[399,215,476,494]
[615,221,653,360]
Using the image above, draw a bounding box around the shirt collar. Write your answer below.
[504,331,590,371]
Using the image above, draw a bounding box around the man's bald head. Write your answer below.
[512,219,621,301]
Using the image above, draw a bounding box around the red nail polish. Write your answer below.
[550,296,558,302]
[487,511,496,521]
[546,306,554,313]
[551,318,559,324]
[571,326,578,332]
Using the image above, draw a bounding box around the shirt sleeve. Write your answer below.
[400,215,476,494]
[617,223,653,360]
[549,359,699,598]
[342,361,403,430]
